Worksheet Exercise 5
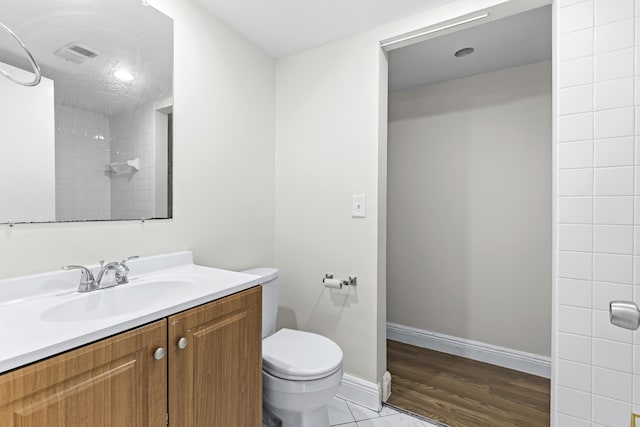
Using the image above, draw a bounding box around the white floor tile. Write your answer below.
[346,400,380,421]
[378,405,399,417]
[328,397,355,425]
[356,412,430,427]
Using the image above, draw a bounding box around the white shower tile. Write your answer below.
[594,79,634,111]
[592,395,632,426]
[594,253,633,283]
[593,282,632,310]
[557,387,592,419]
[560,1,594,34]
[594,137,634,167]
[594,225,633,254]
[560,28,594,61]
[559,332,593,364]
[594,309,633,342]
[594,338,632,371]
[558,0,586,6]
[558,305,593,336]
[561,197,594,224]
[595,49,634,82]
[559,279,593,308]
[593,367,632,402]
[560,56,595,88]
[559,251,593,280]
[559,141,594,169]
[594,108,634,139]
[595,19,634,54]
[560,225,593,251]
[594,196,633,224]
[595,0,634,25]
[560,85,594,115]
[558,359,592,392]
[559,113,594,142]
[557,413,591,427]
[594,167,634,195]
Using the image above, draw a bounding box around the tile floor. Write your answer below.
[329,397,441,427]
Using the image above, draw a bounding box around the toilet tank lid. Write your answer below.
[241,267,279,283]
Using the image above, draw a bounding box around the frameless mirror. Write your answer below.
[0,0,173,224]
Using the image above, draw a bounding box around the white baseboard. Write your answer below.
[387,322,551,378]
[338,373,382,412]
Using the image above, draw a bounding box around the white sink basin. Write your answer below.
[0,251,262,374]
[41,280,197,322]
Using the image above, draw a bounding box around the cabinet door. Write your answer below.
[168,286,262,427]
[0,320,167,427]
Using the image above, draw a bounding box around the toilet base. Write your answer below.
[262,367,343,427]
[266,405,329,427]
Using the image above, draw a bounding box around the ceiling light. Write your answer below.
[114,68,134,82]
[454,47,475,57]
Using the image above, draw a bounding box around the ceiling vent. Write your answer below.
[54,43,98,64]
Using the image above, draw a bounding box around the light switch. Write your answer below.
[352,195,366,218]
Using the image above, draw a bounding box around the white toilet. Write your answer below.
[242,268,344,427]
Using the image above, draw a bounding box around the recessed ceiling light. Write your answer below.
[454,47,475,58]
[114,68,134,82]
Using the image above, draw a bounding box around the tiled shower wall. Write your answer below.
[556,0,640,425]
[55,104,111,221]
[109,103,156,220]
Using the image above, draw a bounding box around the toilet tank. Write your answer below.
[241,268,279,339]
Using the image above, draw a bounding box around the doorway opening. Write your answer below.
[384,5,552,426]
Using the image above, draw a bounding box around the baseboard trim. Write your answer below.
[387,322,551,378]
[338,373,382,411]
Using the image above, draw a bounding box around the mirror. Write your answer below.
[0,0,173,224]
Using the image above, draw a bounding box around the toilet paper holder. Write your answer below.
[323,273,357,289]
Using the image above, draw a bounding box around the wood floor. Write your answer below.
[387,340,550,427]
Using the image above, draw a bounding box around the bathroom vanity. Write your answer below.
[0,252,262,426]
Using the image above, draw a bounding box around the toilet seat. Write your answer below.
[263,328,343,381]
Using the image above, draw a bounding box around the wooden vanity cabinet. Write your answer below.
[168,285,262,427]
[0,320,167,427]
[0,286,262,427]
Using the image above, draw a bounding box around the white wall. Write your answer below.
[274,0,530,389]
[387,61,552,357]
[555,0,640,425]
[0,64,55,223]
[55,104,111,221]
[0,0,275,278]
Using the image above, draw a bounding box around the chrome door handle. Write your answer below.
[609,301,640,330]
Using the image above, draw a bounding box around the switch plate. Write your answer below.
[352,195,366,218]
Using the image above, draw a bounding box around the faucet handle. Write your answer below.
[114,256,139,285]
[120,255,139,266]
[61,265,97,292]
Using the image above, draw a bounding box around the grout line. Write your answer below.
[590,1,596,416]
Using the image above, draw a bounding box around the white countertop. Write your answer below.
[0,251,262,374]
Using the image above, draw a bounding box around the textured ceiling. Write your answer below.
[0,0,173,115]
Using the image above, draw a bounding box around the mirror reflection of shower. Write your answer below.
[0,0,174,224]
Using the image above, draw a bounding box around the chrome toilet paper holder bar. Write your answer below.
[323,273,357,287]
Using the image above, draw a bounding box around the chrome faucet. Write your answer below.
[62,256,139,293]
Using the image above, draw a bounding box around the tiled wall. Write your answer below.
[55,104,111,221]
[109,104,156,220]
[556,0,640,425]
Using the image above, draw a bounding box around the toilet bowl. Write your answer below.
[241,268,343,427]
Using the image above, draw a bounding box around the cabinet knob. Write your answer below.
[154,347,166,360]
[177,337,189,350]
